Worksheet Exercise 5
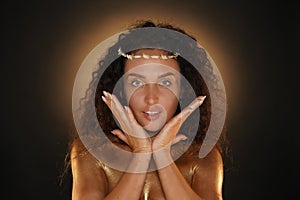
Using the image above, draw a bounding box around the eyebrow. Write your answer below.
[126,72,176,79]
[158,72,176,78]
[126,73,145,78]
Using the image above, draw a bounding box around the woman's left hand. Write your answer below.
[152,96,206,152]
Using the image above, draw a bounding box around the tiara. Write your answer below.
[118,48,179,60]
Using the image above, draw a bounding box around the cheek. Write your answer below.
[124,87,134,105]
[169,98,179,114]
[127,92,142,109]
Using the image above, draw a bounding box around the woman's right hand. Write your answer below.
[102,91,152,153]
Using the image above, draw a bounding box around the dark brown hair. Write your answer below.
[60,19,229,189]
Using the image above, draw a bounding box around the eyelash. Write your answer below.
[129,79,173,87]
[159,80,172,86]
[130,80,144,87]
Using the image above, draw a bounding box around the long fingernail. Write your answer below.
[197,96,206,102]
[111,131,116,135]
[103,91,112,99]
[182,136,188,141]
[124,106,129,112]
[101,95,107,103]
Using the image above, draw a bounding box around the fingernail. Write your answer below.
[103,91,112,99]
[197,96,206,102]
[101,95,107,102]
[182,136,188,140]
[110,131,116,135]
[124,106,129,112]
[108,93,113,100]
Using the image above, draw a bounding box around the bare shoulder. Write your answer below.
[177,144,223,168]
[195,146,223,171]
[71,137,99,164]
[70,137,109,199]
[177,144,224,199]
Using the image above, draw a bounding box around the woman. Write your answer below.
[69,20,228,199]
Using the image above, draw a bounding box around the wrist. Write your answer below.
[126,151,152,173]
[152,148,173,169]
[132,146,152,153]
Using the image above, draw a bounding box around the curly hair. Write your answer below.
[60,20,229,189]
[75,20,219,147]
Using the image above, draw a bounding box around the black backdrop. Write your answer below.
[2,1,297,199]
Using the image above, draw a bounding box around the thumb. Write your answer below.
[111,129,129,145]
[172,134,188,145]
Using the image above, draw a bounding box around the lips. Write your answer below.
[143,110,161,121]
[142,105,164,121]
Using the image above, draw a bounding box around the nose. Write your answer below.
[144,84,159,105]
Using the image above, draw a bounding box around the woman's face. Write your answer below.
[123,49,181,133]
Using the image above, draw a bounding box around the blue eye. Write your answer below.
[131,80,144,87]
[159,80,172,86]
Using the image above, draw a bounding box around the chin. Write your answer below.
[143,123,164,136]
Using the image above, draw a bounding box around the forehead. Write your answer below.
[124,49,180,73]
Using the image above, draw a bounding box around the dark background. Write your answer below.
[1,0,297,199]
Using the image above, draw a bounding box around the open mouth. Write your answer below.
[143,110,161,121]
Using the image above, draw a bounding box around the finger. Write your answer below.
[110,93,125,111]
[174,96,206,125]
[171,134,188,145]
[103,91,129,128]
[103,91,125,117]
[154,97,205,149]
[111,129,129,145]
[124,106,150,139]
[102,91,112,109]
[102,91,117,112]
[125,106,138,124]
[160,96,206,137]
[110,93,129,121]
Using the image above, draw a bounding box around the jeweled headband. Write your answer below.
[118,48,180,60]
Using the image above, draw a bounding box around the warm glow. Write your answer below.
[47,4,239,125]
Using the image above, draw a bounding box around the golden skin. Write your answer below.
[71,139,223,200]
[123,49,181,133]
[70,49,224,200]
